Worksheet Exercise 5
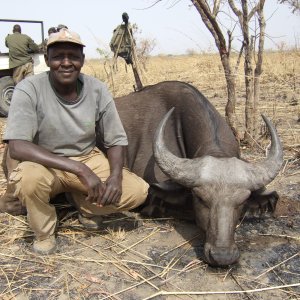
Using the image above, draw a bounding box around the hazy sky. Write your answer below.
[0,0,299,58]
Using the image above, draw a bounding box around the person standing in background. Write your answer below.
[39,27,57,53]
[57,24,68,31]
[5,24,39,84]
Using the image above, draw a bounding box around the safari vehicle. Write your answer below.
[0,19,49,117]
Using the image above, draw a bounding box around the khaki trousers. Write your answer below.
[13,61,34,84]
[8,148,149,240]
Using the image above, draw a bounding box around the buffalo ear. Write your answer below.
[244,190,279,216]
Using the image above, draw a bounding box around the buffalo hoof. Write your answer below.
[204,243,240,267]
[0,193,26,216]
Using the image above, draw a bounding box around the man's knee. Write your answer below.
[121,171,149,210]
[132,181,149,208]
[10,162,54,198]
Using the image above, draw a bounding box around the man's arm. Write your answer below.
[9,140,106,203]
[27,37,39,53]
[5,36,9,48]
[95,98,127,206]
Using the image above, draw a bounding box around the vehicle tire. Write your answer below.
[0,76,15,117]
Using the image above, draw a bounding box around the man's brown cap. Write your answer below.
[47,28,85,49]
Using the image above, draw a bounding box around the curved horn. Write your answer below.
[154,110,283,191]
[245,114,283,190]
[153,108,207,187]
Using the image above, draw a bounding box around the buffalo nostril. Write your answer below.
[206,245,240,267]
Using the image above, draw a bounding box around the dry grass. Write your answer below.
[0,212,299,299]
[83,51,299,101]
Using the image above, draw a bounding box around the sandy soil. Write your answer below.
[0,53,299,300]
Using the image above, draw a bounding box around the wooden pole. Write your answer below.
[126,25,143,91]
[131,65,143,91]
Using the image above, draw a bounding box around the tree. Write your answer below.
[191,0,240,139]
[228,0,266,143]
[189,0,267,143]
[151,0,279,143]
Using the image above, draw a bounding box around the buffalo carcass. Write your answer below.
[112,81,283,267]
[0,80,282,267]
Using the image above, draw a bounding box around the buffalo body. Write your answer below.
[110,81,282,266]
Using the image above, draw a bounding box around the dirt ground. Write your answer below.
[0,52,299,299]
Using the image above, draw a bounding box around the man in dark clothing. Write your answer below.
[5,24,39,84]
[39,27,58,53]
[57,24,68,31]
[48,27,57,35]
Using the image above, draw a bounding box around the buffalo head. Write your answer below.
[153,108,283,266]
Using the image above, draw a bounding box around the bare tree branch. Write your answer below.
[249,2,261,19]
[228,0,244,34]
[227,30,233,56]
[234,43,245,75]
[135,0,163,10]
[192,0,227,55]
[213,0,221,16]
[255,0,266,77]
[228,0,242,18]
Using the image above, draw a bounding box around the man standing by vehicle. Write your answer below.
[3,28,149,255]
[5,24,39,84]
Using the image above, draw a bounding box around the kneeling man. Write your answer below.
[2,29,149,255]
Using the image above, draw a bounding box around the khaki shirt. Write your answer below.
[5,32,39,68]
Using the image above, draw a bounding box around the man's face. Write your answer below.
[45,43,85,86]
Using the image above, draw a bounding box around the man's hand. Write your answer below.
[80,145,125,207]
[76,165,106,205]
[98,145,124,207]
[98,174,122,207]
[77,168,122,207]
